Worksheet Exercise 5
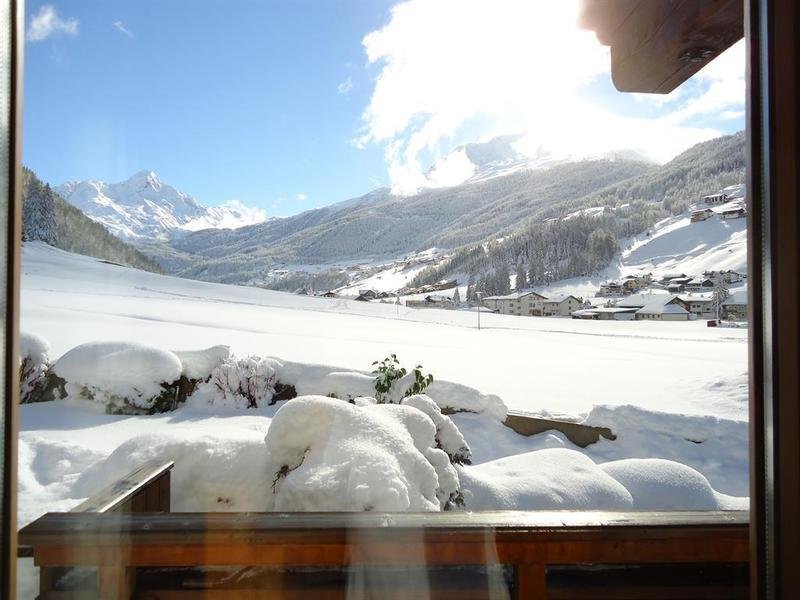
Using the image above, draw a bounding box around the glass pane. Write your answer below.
[16,1,749,596]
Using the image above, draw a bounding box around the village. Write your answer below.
[326,185,748,324]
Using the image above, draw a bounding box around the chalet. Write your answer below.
[406,295,455,310]
[691,208,715,222]
[721,205,747,219]
[703,192,727,204]
[482,291,547,316]
[684,277,715,293]
[320,291,337,298]
[679,294,715,318]
[598,281,624,297]
[667,282,685,293]
[635,301,691,321]
[723,289,748,321]
[543,294,583,317]
[703,270,745,284]
[357,289,377,300]
[659,273,687,285]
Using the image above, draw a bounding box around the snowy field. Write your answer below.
[19,241,749,537]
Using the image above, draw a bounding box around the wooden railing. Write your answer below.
[19,462,749,599]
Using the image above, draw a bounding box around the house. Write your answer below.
[691,208,715,222]
[598,281,624,297]
[615,292,675,309]
[482,291,547,316]
[667,282,685,293]
[635,301,691,321]
[679,294,715,318]
[723,289,748,320]
[684,277,715,293]
[571,306,638,320]
[357,289,377,300]
[703,192,727,204]
[542,294,583,317]
[721,205,747,219]
[406,295,455,310]
[660,273,687,285]
[703,270,745,284]
[319,291,337,298]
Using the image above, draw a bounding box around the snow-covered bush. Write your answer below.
[264,396,463,511]
[53,341,183,413]
[19,332,56,404]
[173,345,231,381]
[189,355,282,409]
[402,394,471,465]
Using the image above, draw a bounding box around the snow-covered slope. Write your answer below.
[55,170,267,240]
[534,205,747,300]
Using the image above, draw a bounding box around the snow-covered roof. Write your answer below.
[723,290,748,306]
[483,290,545,301]
[636,302,689,315]
[577,306,638,315]
[543,294,580,304]
[616,292,673,308]
[678,294,713,303]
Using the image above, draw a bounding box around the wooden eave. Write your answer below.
[578,0,744,93]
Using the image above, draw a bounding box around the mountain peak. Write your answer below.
[54,172,267,240]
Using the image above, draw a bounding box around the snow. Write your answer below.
[459,448,634,510]
[55,171,267,240]
[21,242,748,419]
[17,243,750,539]
[263,396,456,511]
[173,345,231,380]
[53,341,182,409]
[599,459,746,510]
[20,331,50,366]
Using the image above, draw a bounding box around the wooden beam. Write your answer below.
[579,0,744,93]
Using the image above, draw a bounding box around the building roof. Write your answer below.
[615,292,674,308]
[724,290,748,306]
[483,290,546,301]
[543,294,580,304]
[636,302,689,316]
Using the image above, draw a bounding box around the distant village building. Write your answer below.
[614,293,691,321]
[683,277,715,293]
[722,289,748,320]
[483,291,547,316]
[406,295,455,310]
[691,208,715,222]
[703,192,727,204]
[571,306,637,320]
[720,205,747,219]
[679,294,715,318]
[703,270,744,284]
[358,289,378,300]
[542,295,583,317]
[660,273,687,285]
[598,281,624,297]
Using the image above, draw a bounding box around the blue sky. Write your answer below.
[24,1,745,216]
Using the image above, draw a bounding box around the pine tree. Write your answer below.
[711,275,730,320]
[22,182,58,245]
[515,261,527,291]
[452,286,461,305]
[495,265,511,295]
[465,273,475,303]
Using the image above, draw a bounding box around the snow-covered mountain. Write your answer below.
[55,170,267,240]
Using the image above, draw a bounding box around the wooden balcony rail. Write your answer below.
[18,462,749,599]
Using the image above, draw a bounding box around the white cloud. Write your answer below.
[358,0,744,195]
[296,193,308,202]
[113,20,134,38]
[27,5,78,42]
[337,77,354,95]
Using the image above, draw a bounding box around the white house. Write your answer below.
[723,289,748,320]
[542,294,583,317]
[482,291,547,316]
[679,294,715,318]
[635,300,691,321]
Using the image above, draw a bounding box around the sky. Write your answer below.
[23,0,745,216]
